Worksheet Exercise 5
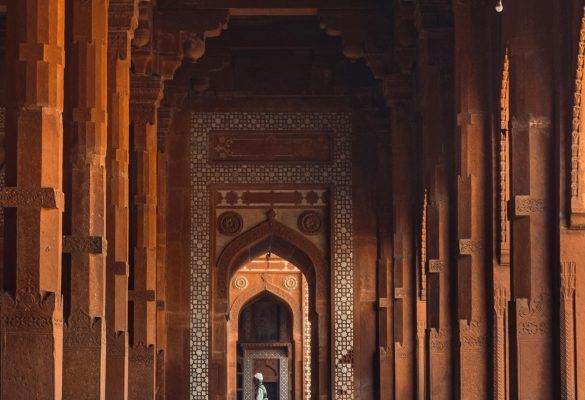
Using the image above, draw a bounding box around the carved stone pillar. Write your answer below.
[415,1,455,398]
[1,0,65,398]
[506,0,554,397]
[61,1,109,397]
[561,6,585,398]
[560,262,576,400]
[453,2,490,398]
[374,111,393,400]
[493,50,511,400]
[389,103,416,400]
[155,106,170,400]
[128,73,163,400]
[106,1,138,399]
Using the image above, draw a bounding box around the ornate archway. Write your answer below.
[212,211,330,399]
[229,285,301,400]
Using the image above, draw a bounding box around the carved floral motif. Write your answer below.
[217,211,243,236]
[283,276,298,290]
[297,211,322,235]
[232,276,248,290]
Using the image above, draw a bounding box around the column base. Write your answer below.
[1,289,63,400]
[63,309,105,399]
[106,329,128,400]
[128,342,156,399]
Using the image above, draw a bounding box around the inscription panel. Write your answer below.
[209,131,332,162]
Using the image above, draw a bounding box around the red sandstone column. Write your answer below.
[414,1,455,398]
[128,73,162,400]
[155,106,170,400]
[505,1,555,398]
[493,50,511,400]
[1,0,65,398]
[562,5,585,400]
[106,1,138,399]
[453,1,491,398]
[352,109,384,400]
[62,1,109,397]
[375,107,394,400]
[389,103,416,400]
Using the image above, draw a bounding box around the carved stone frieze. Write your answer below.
[109,0,139,32]
[130,75,164,124]
[512,195,546,216]
[0,187,65,209]
[458,239,482,255]
[209,131,332,163]
[516,293,552,338]
[64,309,103,350]
[428,259,445,273]
[215,189,328,208]
[429,328,450,354]
[106,327,127,360]
[129,341,155,365]
[459,319,486,350]
[1,287,63,334]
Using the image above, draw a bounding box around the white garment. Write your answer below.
[256,384,265,400]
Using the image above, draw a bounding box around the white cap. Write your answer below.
[254,372,263,381]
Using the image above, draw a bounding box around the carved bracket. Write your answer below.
[113,261,129,276]
[128,290,155,302]
[62,236,107,254]
[511,195,546,217]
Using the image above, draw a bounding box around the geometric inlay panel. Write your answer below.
[190,112,354,399]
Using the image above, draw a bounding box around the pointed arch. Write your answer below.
[229,281,302,341]
[216,214,328,302]
[215,212,331,400]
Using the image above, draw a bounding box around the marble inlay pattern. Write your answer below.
[242,348,288,400]
[190,112,354,398]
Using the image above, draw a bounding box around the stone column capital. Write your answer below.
[130,75,163,124]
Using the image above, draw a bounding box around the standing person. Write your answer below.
[253,372,268,400]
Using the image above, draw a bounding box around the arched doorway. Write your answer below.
[228,253,309,400]
[235,289,294,400]
[213,213,330,399]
